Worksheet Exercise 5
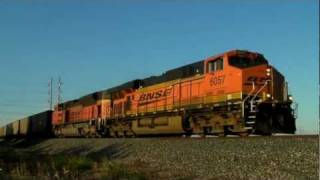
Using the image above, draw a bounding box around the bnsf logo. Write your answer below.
[139,89,172,102]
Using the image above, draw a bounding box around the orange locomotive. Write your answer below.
[52,50,296,137]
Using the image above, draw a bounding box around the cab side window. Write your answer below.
[208,58,224,72]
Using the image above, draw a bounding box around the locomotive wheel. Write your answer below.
[114,131,119,138]
[85,133,91,138]
[78,128,85,137]
[256,112,272,135]
[275,113,285,128]
[103,128,110,137]
[96,134,102,138]
[122,131,127,137]
[238,132,250,137]
[57,133,64,138]
[130,130,137,138]
[55,129,64,138]
[184,130,193,137]
[217,132,226,137]
[284,112,296,133]
[183,115,194,136]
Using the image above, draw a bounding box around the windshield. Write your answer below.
[228,55,267,68]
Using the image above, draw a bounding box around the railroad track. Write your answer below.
[89,134,316,139]
[1,134,316,141]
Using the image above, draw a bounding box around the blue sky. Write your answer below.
[0,0,318,134]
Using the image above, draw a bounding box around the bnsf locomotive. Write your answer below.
[0,50,296,138]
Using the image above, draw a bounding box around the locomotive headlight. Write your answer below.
[266,68,271,76]
[266,93,271,98]
[288,95,293,101]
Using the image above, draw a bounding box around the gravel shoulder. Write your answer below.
[0,136,318,180]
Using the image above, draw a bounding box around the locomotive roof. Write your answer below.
[142,60,204,86]
[58,50,265,107]
[57,59,205,108]
[90,50,265,97]
[104,60,204,94]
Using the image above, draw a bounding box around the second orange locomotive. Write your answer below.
[52,50,296,137]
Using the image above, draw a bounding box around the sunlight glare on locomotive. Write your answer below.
[0,50,297,138]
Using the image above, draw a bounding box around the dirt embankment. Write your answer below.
[0,136,318,180]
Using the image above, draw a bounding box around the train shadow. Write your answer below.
[24,140,133,161]
[88,143,132,160]
[0,138,133,163]
[49,142,133,160]
[0,138,50,149]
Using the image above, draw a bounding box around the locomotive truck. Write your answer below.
[0,50,297,138]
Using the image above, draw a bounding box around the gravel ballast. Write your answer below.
[0,136,318,180]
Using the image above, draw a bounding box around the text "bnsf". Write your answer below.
[139,89,172,102]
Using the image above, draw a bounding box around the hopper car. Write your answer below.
[0,111,53,138]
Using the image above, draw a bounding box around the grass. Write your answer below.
[99,159,147,180]
[0,148,147,180]
[0,136,318,180]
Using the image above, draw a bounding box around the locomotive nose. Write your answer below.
[242,64,271,97]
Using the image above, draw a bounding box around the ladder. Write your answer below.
[243,80,269,131]
[245,101,257,130]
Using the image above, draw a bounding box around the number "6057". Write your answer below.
[210,75,225,86]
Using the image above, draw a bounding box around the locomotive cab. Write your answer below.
[204,50,270,102]
[204,50,296,135]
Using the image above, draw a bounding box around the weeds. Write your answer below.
[0,149,146,179]
[99,159,147,180]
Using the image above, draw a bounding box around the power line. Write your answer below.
[0,104,46,108]
[48,77,54,110]
[57,76,63,105]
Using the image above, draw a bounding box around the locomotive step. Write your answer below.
[246,121,255,125]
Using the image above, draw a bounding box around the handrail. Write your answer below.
[242,82,256,118]
[250,80,270,104]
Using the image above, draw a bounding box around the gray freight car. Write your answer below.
[19,118,31,136]
[0,126,5,138]
[5,123,14,137]
[0,110,52,138]
[12,120,20,136]
[29,110,53,137]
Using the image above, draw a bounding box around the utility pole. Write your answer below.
[57,76,63,106]
[48,77,53,110]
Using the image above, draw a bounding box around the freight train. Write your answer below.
[0,50,297,138]
[0,111,52,138]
